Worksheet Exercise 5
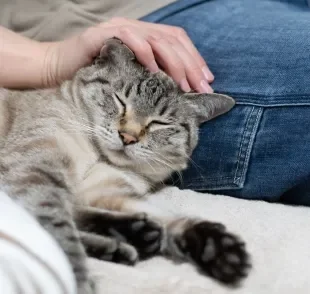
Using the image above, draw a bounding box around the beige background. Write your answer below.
[0,0,176,41]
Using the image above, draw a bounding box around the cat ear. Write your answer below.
[183,93,235,124]
[99,38,136,63]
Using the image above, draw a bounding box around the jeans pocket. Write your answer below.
[179,105,263,191]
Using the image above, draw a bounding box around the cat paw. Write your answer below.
[176,221,251,285]
[82,233,138,265]
[102,241,138,265]
[109,213,164,259]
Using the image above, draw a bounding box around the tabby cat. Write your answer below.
[0,38,250,293]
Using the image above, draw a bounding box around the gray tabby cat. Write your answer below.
[0,38,250,293]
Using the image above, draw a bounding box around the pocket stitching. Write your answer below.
[234,106,255,184]
[185,106,263,191]
[234,107,263,187]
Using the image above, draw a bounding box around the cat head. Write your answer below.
[73,38,235,182]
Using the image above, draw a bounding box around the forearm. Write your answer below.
[0,26,52,89]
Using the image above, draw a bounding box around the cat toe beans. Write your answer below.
[110,242,139,265]
[80,231,138,265]
[93,240,138,265]
[116,213,164,259]
[177,221,251,285]
[78,210,164,260]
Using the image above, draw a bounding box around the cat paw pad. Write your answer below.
[177,221,251,285]
[112,213,164,259]
[86,237,138,266]
[111,241,139,265]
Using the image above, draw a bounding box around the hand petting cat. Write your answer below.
[42,18,214,93]
[0,19,213,92]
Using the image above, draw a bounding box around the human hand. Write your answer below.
[44,18,214,93]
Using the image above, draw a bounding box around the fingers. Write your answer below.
[117,27,159,73]
[84,24,159,73]
[125,20,215,84]
[172,26,214,83]
[148,34,190,92]
[167,36,213,93]
[88,18,214,93]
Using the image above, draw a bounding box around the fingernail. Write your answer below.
[148,61,159,73]
[200,80,214,93]
[180,78,191,92]
[202,66,214,82]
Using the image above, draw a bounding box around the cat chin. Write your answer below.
[102,148,170,181]
[103,144,143,165]
[103,147,137,168]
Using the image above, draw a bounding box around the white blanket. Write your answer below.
[88,187,310,294]
[0,192,76,294]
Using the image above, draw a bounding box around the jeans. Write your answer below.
[142,0,310,205]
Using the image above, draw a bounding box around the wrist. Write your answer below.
[0,26,54,89]
[39,41,61,88]
[40,34,94,88]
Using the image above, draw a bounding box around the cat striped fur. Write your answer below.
[0,39,249,293]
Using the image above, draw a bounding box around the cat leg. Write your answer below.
[75,206,164,260]
[1,157,94,294]
[93,196,251,285]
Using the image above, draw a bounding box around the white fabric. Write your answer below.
[88,186,310,294]
[1,186,310,294]
[0,191,76,294]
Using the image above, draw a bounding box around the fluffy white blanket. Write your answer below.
[88,187,310,294]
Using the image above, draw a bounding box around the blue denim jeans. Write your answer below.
[142,0,310,205]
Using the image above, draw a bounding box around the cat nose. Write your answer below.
[119,131,138,145]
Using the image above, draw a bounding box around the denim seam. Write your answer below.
[221,92,310,99]
[237,102,310,107]
[233,106,255,186]
[235,107,263,187]
[219,92,310,107]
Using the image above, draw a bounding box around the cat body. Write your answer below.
[0,39,250,293]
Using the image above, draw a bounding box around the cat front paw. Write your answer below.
[82,233,138,265]
[110,212,164,259]
[94,240,138,265]
[176,221,251,285]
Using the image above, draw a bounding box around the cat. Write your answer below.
[0,38,250,293]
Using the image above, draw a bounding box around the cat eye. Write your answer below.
[147,120,171,128]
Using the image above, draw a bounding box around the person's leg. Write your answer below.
[0,191,76,294]
[142,0,310,205]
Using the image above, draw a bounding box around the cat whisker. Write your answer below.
[150,157,184,188]
[65,119,96,133]
[147,150,175,165]
[181,153,207,183]
[151,154,184,187]
[147,147,205,186]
